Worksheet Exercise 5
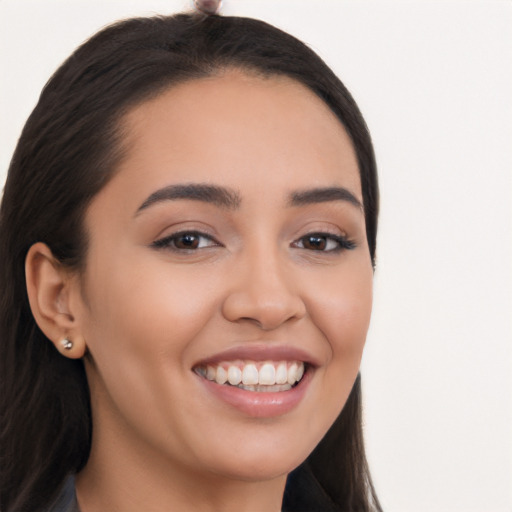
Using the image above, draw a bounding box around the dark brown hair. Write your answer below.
[0,13,380,512]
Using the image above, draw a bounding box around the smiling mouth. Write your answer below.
[194,360,306,392]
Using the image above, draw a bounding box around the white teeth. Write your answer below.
[275,362,288,385]
[259,363,276,385]
[227,366,242,385]
[206,365,216,381]
[287,363,298,385]
[200,360,306,391]
[215,366,227,385]
[242,364,259,385]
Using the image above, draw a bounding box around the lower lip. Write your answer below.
[197,368,312,418]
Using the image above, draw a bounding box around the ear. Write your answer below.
[25,242,87,359]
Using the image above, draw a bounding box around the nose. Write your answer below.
[221,249,306,331]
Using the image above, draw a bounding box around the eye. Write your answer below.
[152,231,219,251]
[292,233,355,252]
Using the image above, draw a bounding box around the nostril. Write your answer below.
[222,295,306,331]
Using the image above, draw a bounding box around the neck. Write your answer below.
[76,467,285,512]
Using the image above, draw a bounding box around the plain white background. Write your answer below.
[1,1,511,511]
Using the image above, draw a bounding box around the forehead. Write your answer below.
[114,70,361,202]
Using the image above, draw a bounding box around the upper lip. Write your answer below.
[193,343,321,368]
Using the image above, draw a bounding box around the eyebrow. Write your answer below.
[136,183,241,214]
[136,183,362,215]
[289,187,363,210]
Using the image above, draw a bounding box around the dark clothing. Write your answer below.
[283,464,338,511]
[47,464,337,512]
[45,478,79,512]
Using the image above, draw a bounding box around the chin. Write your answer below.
[197,433,315,483]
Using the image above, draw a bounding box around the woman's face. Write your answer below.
[75,71,373,481]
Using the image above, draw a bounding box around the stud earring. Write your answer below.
[61,338,73,350]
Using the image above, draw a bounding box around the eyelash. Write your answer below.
[152,231,219,251]
[152,230,355,253]
[292,232,356,253]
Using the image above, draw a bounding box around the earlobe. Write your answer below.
[25,242,87,358]
[55,335,87,359]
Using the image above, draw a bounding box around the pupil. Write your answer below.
[179,234,198,248]
[307,236,326,250]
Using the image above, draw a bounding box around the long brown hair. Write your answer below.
[0,13,380,511]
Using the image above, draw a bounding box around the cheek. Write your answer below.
[83,257,218,348]
[307,258,373,358]
[304,257,373,420]
[78,254,226,408]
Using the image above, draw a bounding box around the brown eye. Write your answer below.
[152,231,219,251]
[174,233,200,249]
[293,233,356,253]
[302,235,328,251]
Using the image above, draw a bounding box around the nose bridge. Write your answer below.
[221,241,306,330]
[248,244,291,298]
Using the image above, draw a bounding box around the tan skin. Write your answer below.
[26,71,373,512]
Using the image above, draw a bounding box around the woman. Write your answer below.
[0,9,381,512]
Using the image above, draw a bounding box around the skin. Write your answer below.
[26,71,373,512]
